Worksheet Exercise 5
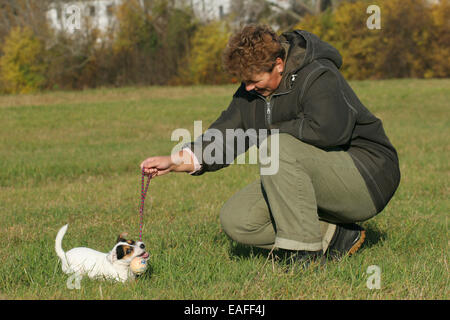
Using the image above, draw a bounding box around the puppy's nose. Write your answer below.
[140,243,145,249]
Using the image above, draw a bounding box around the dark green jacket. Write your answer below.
[187,30,400,213]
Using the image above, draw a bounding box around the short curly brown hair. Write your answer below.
[222,24,285,81]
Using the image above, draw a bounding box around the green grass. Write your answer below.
[0,80,448,299]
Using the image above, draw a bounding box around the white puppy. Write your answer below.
[55,224,149,282]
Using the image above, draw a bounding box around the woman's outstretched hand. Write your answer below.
[140,156,173,177]
[140,150,195,177]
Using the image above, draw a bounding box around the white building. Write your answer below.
[188,0,290,21]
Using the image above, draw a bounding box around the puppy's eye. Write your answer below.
[126,248,132,254]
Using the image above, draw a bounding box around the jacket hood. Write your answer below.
[275,30,342,93]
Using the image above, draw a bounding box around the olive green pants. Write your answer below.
[220,133,377,252]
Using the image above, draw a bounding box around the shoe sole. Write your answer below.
[348,230,366,256]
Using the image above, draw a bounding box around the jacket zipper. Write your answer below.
[266,100,272,126]
[250,77,296,127]
[253,91,291,128]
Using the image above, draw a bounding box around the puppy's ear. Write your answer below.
[116,232,128,243]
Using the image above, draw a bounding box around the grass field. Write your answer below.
[0,79,448,300]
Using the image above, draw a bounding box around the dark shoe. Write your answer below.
[280,249,325,271]
[326,223,366,260]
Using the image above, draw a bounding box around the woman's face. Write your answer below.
[243,58,284,97]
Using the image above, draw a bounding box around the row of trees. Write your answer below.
[297,0,450,79]
[0,0,448,94]
[0,0,198,93]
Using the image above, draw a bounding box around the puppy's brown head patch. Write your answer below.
[116,244,135,260]
[115,232,137,261]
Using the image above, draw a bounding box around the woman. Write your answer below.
[140,24,400,269]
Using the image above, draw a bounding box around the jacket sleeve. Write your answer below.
[278,70,356,149]
[184,97,247,175]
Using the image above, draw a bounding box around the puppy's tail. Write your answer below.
[55,224,69,269]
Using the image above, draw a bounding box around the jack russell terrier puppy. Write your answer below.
[55,224,149,282]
